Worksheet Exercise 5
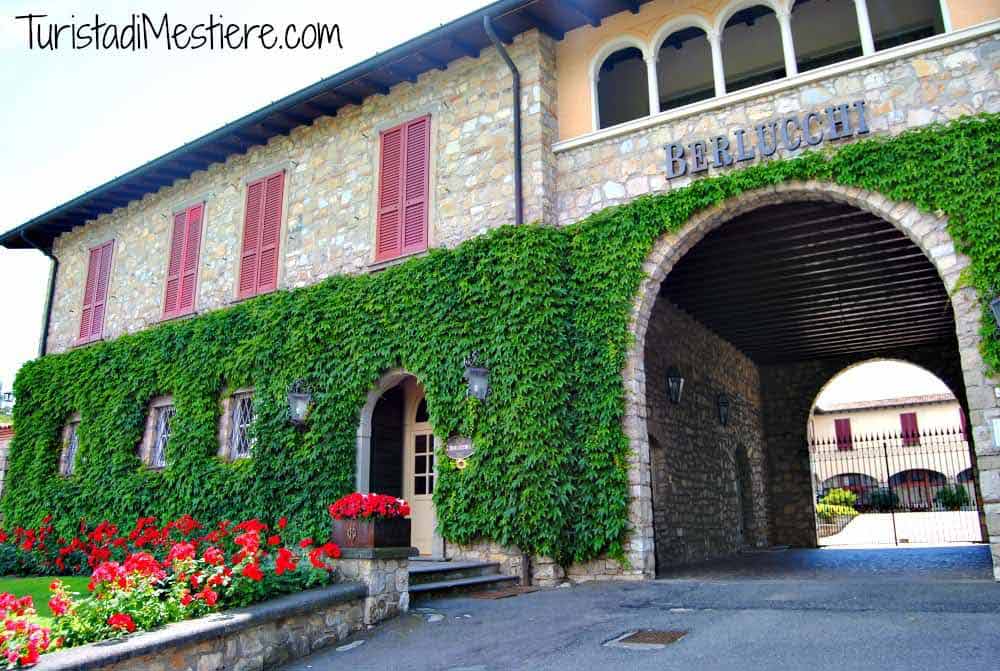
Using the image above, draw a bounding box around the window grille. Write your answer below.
[60,422,80,476]
[229,393,255,459]
[150,406,174,468]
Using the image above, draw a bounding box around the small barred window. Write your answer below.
[60,421,80,476]
[228,392,256,459]
[150,405,175,469]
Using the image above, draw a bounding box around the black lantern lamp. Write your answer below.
[666,366,684,404]
[717,393,731,427]
[991,296,1000,330]
[287,380,313,427]
[464,352,491,401]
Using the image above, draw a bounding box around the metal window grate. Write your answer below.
[60,422,79,476]
[150,406,174,468]
[229,393,255,459]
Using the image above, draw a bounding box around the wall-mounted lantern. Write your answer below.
[717,393,731,427]
[990,296,1000,330]
[287,380,313,427]
[464,352,490,401]
[666,366,684,405]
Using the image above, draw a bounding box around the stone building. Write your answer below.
[3,0,1000,581]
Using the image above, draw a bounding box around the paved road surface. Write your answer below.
[283,546,1000,671]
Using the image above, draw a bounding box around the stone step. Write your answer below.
[409,572,520,597]
[408,560,502,586]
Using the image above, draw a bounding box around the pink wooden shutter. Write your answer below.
[256,172,284,294]
[401,115,430,256]
[178,204,204,313]
[79,240,114,343]
[376,126,404,262]
[78,247,102,341]
[239,179,265,299]
[163,212,187,317]
[834,418,853,451]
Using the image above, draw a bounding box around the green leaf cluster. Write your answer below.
[4,114,999,566]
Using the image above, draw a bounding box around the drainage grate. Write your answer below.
[605,629,687,650]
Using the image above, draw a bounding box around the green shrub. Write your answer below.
[820,488,857,508]
[0,543,44,577]
[934,484,971,511]
[868,489,899,512]
[816,503,859,522]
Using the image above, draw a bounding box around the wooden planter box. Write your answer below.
[331,517,411,549]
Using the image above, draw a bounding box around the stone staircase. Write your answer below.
[408,559,519,598]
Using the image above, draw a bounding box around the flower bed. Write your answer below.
[0,493,405,668]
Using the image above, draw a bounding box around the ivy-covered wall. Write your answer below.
[5,114,999,566]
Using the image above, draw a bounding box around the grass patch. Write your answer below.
[0,576,90,623]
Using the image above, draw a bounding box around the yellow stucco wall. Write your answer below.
[555,0,1000,141]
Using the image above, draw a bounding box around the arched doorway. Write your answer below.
[625,184,994,578]
[808,360,982,546]
[357,371,440,556]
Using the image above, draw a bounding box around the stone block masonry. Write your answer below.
[45,30,559,354]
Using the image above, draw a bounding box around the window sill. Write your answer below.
[227,288,280,307]
[72,337,104,349]
[160,310,197,324]
[367,249,429,273]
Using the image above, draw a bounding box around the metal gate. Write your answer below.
[809,427,983,546]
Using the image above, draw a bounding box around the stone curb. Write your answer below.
[33,582,367,671]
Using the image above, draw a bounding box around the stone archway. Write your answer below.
[621,181,997,579]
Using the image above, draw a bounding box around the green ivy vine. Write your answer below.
[4,114,998,566]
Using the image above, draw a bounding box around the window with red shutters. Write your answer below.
[77,240,114,344]
[163,203,204,319]
[238,171,285,299]
[376,115,430,262]
[900,412,920,446]
[834,418,853,451]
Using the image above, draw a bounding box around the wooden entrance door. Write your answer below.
[403,380,437,555]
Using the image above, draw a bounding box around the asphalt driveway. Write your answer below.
[284,546,1000,671]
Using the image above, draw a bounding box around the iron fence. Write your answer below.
[809,427,982,545]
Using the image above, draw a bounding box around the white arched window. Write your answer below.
[867,0,945,51]
[654,19,716,113]
[791,0,863,72]
[719,3,790,93]
[593,38,652,129]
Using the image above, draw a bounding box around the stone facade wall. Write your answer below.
[337,555,409,625]
[555,32,1000,225]
[46,30,558,354]
[645,302,768,572]
[446,541,566,587]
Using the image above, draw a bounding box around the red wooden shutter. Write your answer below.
[401,116,430,256]
[163,212,186,317]
[834,418,853,451]
[376,126,404,261]
[239,179,265,299]
[78,240,114,343]
[900,412,920,446]
[238,173,284,298]
[376,115,430,262]
[257,172,284,294]
[179,204,204,312]
[164,204,204,318]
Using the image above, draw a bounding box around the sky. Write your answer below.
[0,1,952,406]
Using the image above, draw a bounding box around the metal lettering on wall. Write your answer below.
[664,100,870,180]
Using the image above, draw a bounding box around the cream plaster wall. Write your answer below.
[811,400,964,441]
[555,0,1000,140]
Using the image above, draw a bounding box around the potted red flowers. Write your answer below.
[329,493,411,549]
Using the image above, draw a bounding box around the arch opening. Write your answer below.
[596,45,649,129]
[869,0,945,51]
[791,0,863,72]
[655,26,714,112]
[637,192,988,577]
[721,5,786,93]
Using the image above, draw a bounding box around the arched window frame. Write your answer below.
[589,35,656,131]
[650,15,723,103]
[715,0,799,84]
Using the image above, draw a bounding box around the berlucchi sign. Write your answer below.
[665,100,870,179]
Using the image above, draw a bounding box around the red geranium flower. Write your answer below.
[107,613,136,633]
[202,546,225,566]
[241,562,264,581]
[275,548,298,576]
[277,517,288,530]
